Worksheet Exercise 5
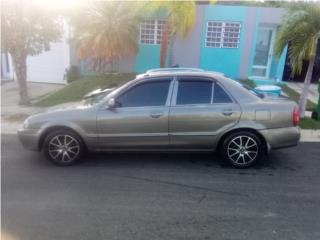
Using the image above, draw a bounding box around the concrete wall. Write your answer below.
[171,5,205,68]
[26,22,70,84]
[77,5,288,81]
[199,5,247,78]
[239,7,259,79]
[1,52,14,80]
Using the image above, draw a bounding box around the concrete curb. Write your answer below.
[2,120,320,142]
[300,129,320,142]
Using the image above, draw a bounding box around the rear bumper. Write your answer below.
[258,127,300,151]
[17,128,41,151]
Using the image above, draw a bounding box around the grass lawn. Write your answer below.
[34,73,136,107]
[299,117,320,129]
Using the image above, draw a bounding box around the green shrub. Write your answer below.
[65,66,80,83]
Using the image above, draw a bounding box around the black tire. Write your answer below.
[43,129,84,166]
[221,131,263,168]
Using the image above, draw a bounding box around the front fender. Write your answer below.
[39,121,98,151]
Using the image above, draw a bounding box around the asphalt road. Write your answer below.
[2,134,320,240]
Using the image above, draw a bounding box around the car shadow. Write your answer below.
[75,150,292,172]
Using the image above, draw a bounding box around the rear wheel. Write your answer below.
[43,130,84,166]
[221,131,262,168]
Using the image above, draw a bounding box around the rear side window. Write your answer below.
[117,80,170,107]
[176,80,212,105]
[213,83,233,103]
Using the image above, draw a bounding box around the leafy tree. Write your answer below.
[72,1,140,73]
[275,2,320,118]
[146,1,215,68]
[1,1,61,105]
[145,1,197,67]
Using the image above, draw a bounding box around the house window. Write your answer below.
[205,21,241,48]
[140,20,167,45]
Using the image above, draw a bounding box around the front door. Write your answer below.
[97,78,173,150]
[251,28,275,78]
[169,77,241,150]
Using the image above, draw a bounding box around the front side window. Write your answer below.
[140,19,167,45]
[116,80,170,107]
[206,21,241,48]
[176,80,213,105]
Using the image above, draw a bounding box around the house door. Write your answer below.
[251,28,275,78]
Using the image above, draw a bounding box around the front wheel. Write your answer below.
[221,132,262,168]
[43,130,84,166]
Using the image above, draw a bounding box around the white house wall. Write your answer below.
[1,52,14,80]
[26,22,70,84]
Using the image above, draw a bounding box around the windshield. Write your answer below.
[83,87,118,105]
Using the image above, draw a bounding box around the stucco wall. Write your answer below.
[171,5,205,68]
[77,5,288,81]
[199,5,247,78]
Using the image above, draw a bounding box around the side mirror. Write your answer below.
[107,98,116,108]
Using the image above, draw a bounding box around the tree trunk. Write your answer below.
[168,35,175,67]
[160,22,171,68]
[12,53,30,105]
[298,55,316,118]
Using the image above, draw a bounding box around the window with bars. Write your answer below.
[140,20,167,45]
[205,21,241,48]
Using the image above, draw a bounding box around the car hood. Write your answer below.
[25,101,95,129]
[45,101,90,113]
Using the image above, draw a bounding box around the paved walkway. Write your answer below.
[1,81,64,132]
[1,81,64,116]
[286,82,319,104]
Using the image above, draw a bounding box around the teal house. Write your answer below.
[80,5,288,84]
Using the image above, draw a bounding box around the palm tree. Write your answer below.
[275,2,320,118]
[145,1,197,68]
[71,1,140,73]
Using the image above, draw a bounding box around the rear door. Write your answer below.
[168,76,241,150]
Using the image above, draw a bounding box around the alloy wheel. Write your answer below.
[48,134,80,163]
[227,135,258,166]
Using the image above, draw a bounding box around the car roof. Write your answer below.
[146,68,205,73]
[136,69,224,79]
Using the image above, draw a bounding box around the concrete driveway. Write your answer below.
[2,134,320,240]
[1,81,64,114]
[1,81,64,132]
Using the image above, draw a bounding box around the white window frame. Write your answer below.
[139,19,167,45]
[205,21,241,49]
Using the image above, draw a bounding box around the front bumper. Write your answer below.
[258,127,300,151]
[17,128,42,151]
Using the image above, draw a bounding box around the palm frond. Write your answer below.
[72,1,139,72]
[275,2,320,75]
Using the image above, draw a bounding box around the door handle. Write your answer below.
[222,110,234,116]
[150,112,163,118]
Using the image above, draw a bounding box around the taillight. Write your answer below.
[293,106,299,126]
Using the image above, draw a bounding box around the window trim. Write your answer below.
[114,78,173,109]
[205,21,241,49]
